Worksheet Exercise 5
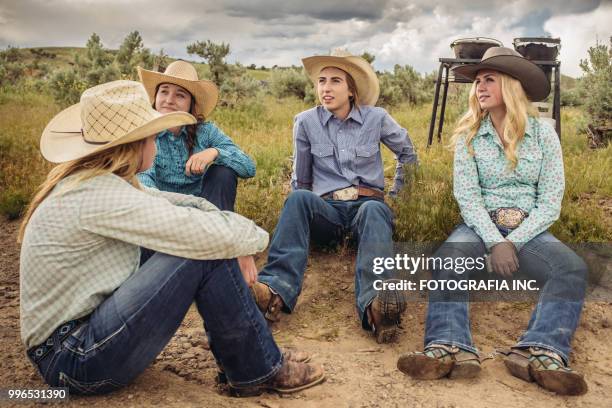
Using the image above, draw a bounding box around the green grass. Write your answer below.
[1,88,610,242]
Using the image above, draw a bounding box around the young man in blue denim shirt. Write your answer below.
[252,50,418,343]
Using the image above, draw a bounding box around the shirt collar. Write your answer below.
[476,115,495,137]
[158,127,187,139]
[477,114,536,139]
[319,105,363,126]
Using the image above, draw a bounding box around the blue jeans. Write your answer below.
[424,223,587,364]
[200,164,238,211]
[258,190,395,329]
[32,254,282,395]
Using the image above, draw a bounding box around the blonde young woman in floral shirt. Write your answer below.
[397,48,588,396]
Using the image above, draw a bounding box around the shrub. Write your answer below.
[579,37,611,126]
[0,189,29,220]
[49,70,87,106]
[377,64,432,107]
[269,68,311,100]
[219,73,261,107]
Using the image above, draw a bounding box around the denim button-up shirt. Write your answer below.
[138,122,255,196]
[454,115,564,250]
[291,105,418,196]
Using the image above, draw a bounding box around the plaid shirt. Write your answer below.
[454,116,564,250]
[20,173,268,348]
[138,121,256,195]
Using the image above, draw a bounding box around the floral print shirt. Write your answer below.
[453,115,564,251]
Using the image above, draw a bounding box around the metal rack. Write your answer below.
[427,57,561,146]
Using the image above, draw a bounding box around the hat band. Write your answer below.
[50,129,110,145]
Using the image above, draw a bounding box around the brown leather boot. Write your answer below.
[251,281,284,322]
[229,360,325,397]
[217,347,312,384]
[367,281,407,343]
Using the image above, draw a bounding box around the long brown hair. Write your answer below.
[344,70,360,108]
[18,140,146,243]
[154,84,205,156]
[450,72,538,169]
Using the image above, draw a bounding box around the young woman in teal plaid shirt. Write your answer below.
[137,60,259,286]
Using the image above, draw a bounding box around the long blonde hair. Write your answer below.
[18,140,146,242]
[450,72,538,168]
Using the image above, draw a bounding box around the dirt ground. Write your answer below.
[1,217,611,408]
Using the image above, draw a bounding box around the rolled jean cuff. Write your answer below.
[360,294,377,331]
[228,355,283,387]
[513,341,569,366]
[424,340,479,356]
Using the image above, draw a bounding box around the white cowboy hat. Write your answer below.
[40,80,196,163]
[302,49,380,106]
[452,46,550,101]
[138,60,219,118]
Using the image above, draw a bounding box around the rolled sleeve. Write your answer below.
[379,111,418,194]
[201,123,256,179]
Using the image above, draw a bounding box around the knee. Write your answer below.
[357,200,392,224]
[205,165,237,185]
[285,189,318,207]
[564,252,588,282]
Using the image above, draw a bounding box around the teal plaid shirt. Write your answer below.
[453,115,564,251]
[138,122,255,195]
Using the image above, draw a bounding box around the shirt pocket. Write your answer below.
[474,145,502,186]
[310,144,337,172]
[515,149,542,184]
[352,143,381,178]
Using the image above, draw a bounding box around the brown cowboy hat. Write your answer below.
[452,46,550,101]
[138,60,219,118]
[302,49,380,106]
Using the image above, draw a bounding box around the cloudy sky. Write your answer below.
[0,0,610,77]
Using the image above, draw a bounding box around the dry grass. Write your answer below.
[0,88,610,242]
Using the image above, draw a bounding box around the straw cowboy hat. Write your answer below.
[452,46,550,101]
[41,80,196,163]
[302,49,380,106]
[138,60,219,118]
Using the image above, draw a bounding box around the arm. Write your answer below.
[290,116,313,191]
[201,122,256,178]
[378,111,418,195]
[453,136,505,249]
[143,185,220,212]
[506,122,564,251]
[80,179,268,260]
[137,164,158,190]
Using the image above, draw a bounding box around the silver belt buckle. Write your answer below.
[332,186,359,201]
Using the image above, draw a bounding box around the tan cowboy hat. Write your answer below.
[452,46,550,101]
[41,80,196,163]
[302,49,380,106]
[138,60,219,118]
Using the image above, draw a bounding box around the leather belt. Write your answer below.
[27,316,89,364]
[322,186,384,201]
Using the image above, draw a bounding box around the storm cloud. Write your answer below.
[0,0,609,76]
